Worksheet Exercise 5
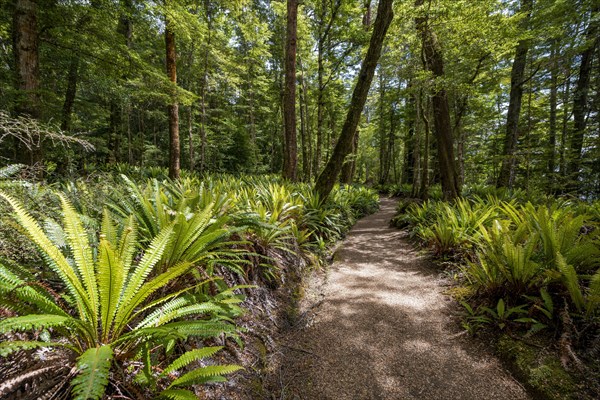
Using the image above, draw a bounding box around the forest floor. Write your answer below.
[273,197,530,399]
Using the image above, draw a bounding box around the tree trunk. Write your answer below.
[13,0,40,166]
[165,10,180,180]
[378,74,387,184]
[547,40,558,190]
[340,128,359,184]
[420,95,430,200]
[315,0,393,200]
[559,67,571,181]
[282,0,298,181]
[415,0,460,200]
[298,57,312,180]
[567,6,599,192]
[61,55,79,131]
[496,0,533,188]
[188,105,195,171]
[403,86,416,185]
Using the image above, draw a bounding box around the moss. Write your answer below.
[496,335,582,400]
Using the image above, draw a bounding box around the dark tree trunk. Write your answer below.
[282,0,298,181]
[496,0,533,188]
[165,11,180,180]
[559,68,571,183]
[340,129,359,184]
[199,2,212,173]
[415,0,460,200]
[420,95,430,200]
[299,58,312,180]
[61,55,79,131]
[188,105,195,171]
[403,86,416,185]
[362,0,372,28]
[12,0,39,119]
[12,0,40,165]
[378,74,387,184]
[315,0,393,200]
[567,7,599,192]
[547,40,558,189]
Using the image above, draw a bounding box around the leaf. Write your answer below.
[0,192,91,321]
[162,347,223,375]
[0,341,71,357]
[496,299,505,318]
[168,365,243,388]
[58,193,98,323]
[158,389,200,400]
[0,314,71,333]
[71,345,114,400]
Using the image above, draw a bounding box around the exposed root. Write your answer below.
[559,300,584,372]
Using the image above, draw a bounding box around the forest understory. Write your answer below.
[1,0,600,398]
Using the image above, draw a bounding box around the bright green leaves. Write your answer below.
[71,345,114,400]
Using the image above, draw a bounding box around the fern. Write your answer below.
[0,341,72,357]
[0,314,72,333]
[161,346,223,375]
[158,389,200,400]
[168,365,243,388]
[71,345,114,400]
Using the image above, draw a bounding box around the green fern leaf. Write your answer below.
[0,340,72,357]
[162,346,223,375]
[168,365,242,388]
[0,314,71,333]
[158,389,199,400]
[556,253,584,312]
[113,224,174,334]
[97,238,123,341]
[58,193,98,327]
[0,192,92,321]
[71,345,113,400]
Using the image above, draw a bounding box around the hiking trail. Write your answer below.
[276,197,529,399]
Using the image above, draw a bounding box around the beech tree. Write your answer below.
[282,0,298,181]
[315,0,393,199]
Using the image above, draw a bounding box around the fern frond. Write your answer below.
[168,365,242,388]
[162,346,223,375]
[135,301,225,330]
[97,239,122,341]
[0,340,73,357]
[586,268,600,316]
[0,192,91,321]
[58,193,98,326]
[0,262,68,316]
[0,314,71,333]
[556,253,584,312]
[118,261,194,331]
[113,224,174,333]
[71,345,113,400]
[158,389,199,400]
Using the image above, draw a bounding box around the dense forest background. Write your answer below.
[1,0,599,197]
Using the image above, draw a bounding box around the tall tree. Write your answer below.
[496,0,533,188]
[165,5,180,179]
[12,0,40,165]
[415,0,460,200]
[567,6,599,192]
[282,0,298,181]
[315,0,393,200]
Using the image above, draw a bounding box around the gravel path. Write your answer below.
[277,197,529,400]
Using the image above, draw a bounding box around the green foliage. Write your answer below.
[0,192,242,398]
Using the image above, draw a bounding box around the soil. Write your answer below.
[273,197,530,400]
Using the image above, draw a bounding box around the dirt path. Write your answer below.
[276,197,529,400]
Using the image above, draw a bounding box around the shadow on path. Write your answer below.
[276,198,529,400]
